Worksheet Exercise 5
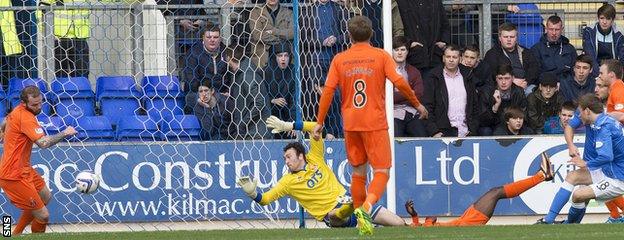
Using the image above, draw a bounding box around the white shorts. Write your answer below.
[589,175,624,201]
[590,169,606,184]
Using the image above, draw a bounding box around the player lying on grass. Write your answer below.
[236,116,411,228]
[406,152,554,226]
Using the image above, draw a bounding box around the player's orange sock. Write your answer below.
[605,201,621,218]
[351,174,367,208]
[31,218,47,233]
[503,172,544,198]
[610,196,624,213]
[12,210,34,235]
[362,172,389,212]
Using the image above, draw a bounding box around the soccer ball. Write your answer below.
[75,171,100,194]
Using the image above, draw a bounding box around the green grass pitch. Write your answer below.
[15,224,624,239]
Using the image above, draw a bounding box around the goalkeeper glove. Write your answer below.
[236,176,258,199]
[266,115,293,134]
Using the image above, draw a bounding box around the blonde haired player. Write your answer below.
[236,116,410,228]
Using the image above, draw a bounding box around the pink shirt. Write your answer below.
[443,68,468,137]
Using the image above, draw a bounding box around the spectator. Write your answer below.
[493,106,534,136]
[483,23,541,95]
[526,73,564,134]
[478,64,527,136]
[559,54,596,102]
[395,0,450,77]
[392,36,426,137]
[543,101,583,134]
[183,25,228,111]
[423,45,479,137]
[531,15,577,79]
[264,43,295,139]
[0,0,37,87]
[224,45,271,140]
[156,0,207,86]
[461,44,492,92]
[353,0,383,48]
[301,0,348,138]
[391,0,402,37]
[41,0,95,78]
[249,0,294,68]
[304,0,347,73]
[582,4,624,74]
[192,82,232,140]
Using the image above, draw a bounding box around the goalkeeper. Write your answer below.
[237,116,409,228]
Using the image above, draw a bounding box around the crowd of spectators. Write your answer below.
[162,1,624,139]
[2,1,621,141]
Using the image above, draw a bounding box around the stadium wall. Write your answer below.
[0,136,605,224]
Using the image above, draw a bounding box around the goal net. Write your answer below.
[0,0,380,232]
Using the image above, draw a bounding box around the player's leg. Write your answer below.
[28,171,51,233]
[344,131,367,208]
[604,196,624,222]
[30,206,49,233]
[369,205,408,226]
[540,168,592,223]
[361,130,392,212]
[568,176,624,224]
[0,177,47,235]
[475,152,553,218]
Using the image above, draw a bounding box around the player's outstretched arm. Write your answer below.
[266,116,317,134]
[236,176,286,205]
[35,126,77,149]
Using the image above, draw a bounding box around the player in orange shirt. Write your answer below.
[407,152,554,227]
[312,15,428,235]
[594,59,624,222]
[600,59,624,121]
[0,86,77,236]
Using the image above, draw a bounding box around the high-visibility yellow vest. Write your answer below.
[0,0,23,55]
[42,0,91,39]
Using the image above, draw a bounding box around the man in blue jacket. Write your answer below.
[582,4,624,75]
[558,54,595,102]
[531,15,577,79]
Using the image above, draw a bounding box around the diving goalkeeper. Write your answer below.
[236,116,409,228]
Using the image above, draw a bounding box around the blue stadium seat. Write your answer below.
[116,115,160,141]
[36,115,71,136]
[159,115,201,141]
[141,75,184,122]
[96,76,142,126]
[7,77,52,115]
[144,98,184,122]
[50,77,96,120]
[505,4,543,49]
[74,116,114,142]
[141,75,182,98]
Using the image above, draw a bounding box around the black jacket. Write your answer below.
[526,90,564,134]
[395,0,450,69]
[493,124,535,136]
[183,42,228,92]
[483,44,541,86]
[423,66,479,136]
[479,85,527,128]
